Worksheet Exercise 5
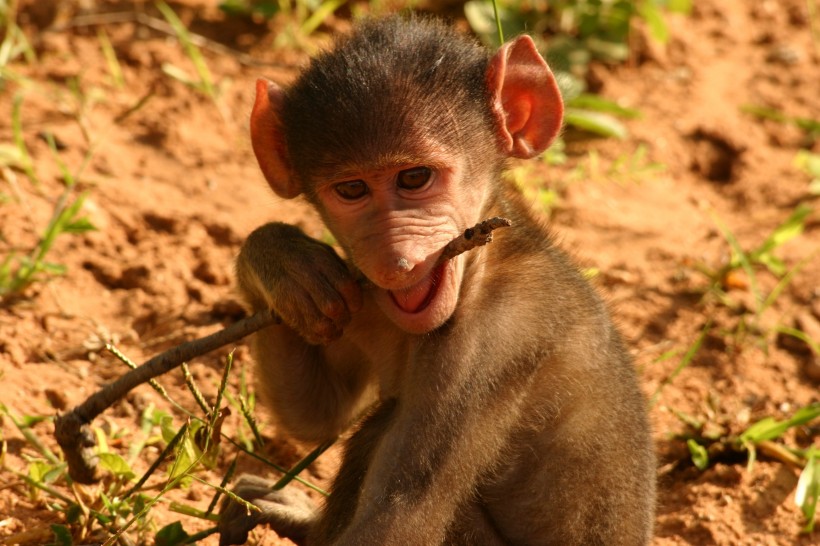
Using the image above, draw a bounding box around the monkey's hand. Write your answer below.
[218,474,317,546]
[237,223,362,345]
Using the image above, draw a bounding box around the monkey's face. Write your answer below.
[247,24,563,336]
[311,155,488,334]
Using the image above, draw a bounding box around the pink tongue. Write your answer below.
[390,273,435,313]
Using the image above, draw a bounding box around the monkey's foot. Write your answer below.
[219,474,317,546]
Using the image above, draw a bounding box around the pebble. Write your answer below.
[766,44,802,65]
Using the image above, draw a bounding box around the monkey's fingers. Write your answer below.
[333,273,364,315]
[440,217,512,262]
[276,287,345,345]
[307,268,363,323]
[291,238,363,319]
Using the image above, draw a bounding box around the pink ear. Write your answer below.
[250,79,301,199]
[487,36,564,159]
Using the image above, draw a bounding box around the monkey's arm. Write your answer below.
[237,223,372,441]
[250,323,373,442]
[237,222,362,345]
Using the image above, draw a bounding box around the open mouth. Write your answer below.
[388,261,446,314]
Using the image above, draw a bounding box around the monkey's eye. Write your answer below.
[334,180,369,200]
[397,167,432,191]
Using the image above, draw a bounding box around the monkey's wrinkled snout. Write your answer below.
[376,254,424,287]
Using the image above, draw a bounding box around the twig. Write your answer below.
[54,309,279,484]
[54,218,512,484]
[757,439,805,470]
[440,216,512,262]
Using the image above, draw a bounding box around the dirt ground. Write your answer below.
[1,0,819,544]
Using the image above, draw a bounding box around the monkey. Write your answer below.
[219,15,656,546]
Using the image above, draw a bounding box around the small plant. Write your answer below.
[3,92,36,183]
[0,0,36,89]
[0,106,97,299]
[466,0,689,138]
[742,105,820,144]
[648,320,710,408]
[1,349,329,544]
[218,0,280,19]
[695,204,813,316]
[570,144,665,185]
[467,0,692,57]
[563,93,642,140]
[795,150,820,196]
[97,28,125,89]
[663,203,819,533]
[506,159,563,216]
[156,1,220,101]
[743,105,820,195]
[682,203,818,362]
[220,0,347,50]
[797,448,820,532]
[681,403,820,532]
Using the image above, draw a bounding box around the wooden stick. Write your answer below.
[440,216,512,262]
[54,218,511,484]
[55,310,279,483]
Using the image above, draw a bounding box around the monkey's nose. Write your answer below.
[379,256,417,287]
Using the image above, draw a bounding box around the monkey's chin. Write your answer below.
[375,260,461,334]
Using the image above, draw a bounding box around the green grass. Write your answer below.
[156,0,219,101]
[685,204,818,366]
[796,150,820,195]
[0,0,36,90]
[662,202,819,531]
[742,104,820,143]
[680,403,820,532]
[648,320,710,409]
[0,110,97,299]
[97,28,125,89]
[219,0,348,50]
[466,0,690,139]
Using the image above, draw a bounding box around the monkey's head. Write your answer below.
[250,16,563,334]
